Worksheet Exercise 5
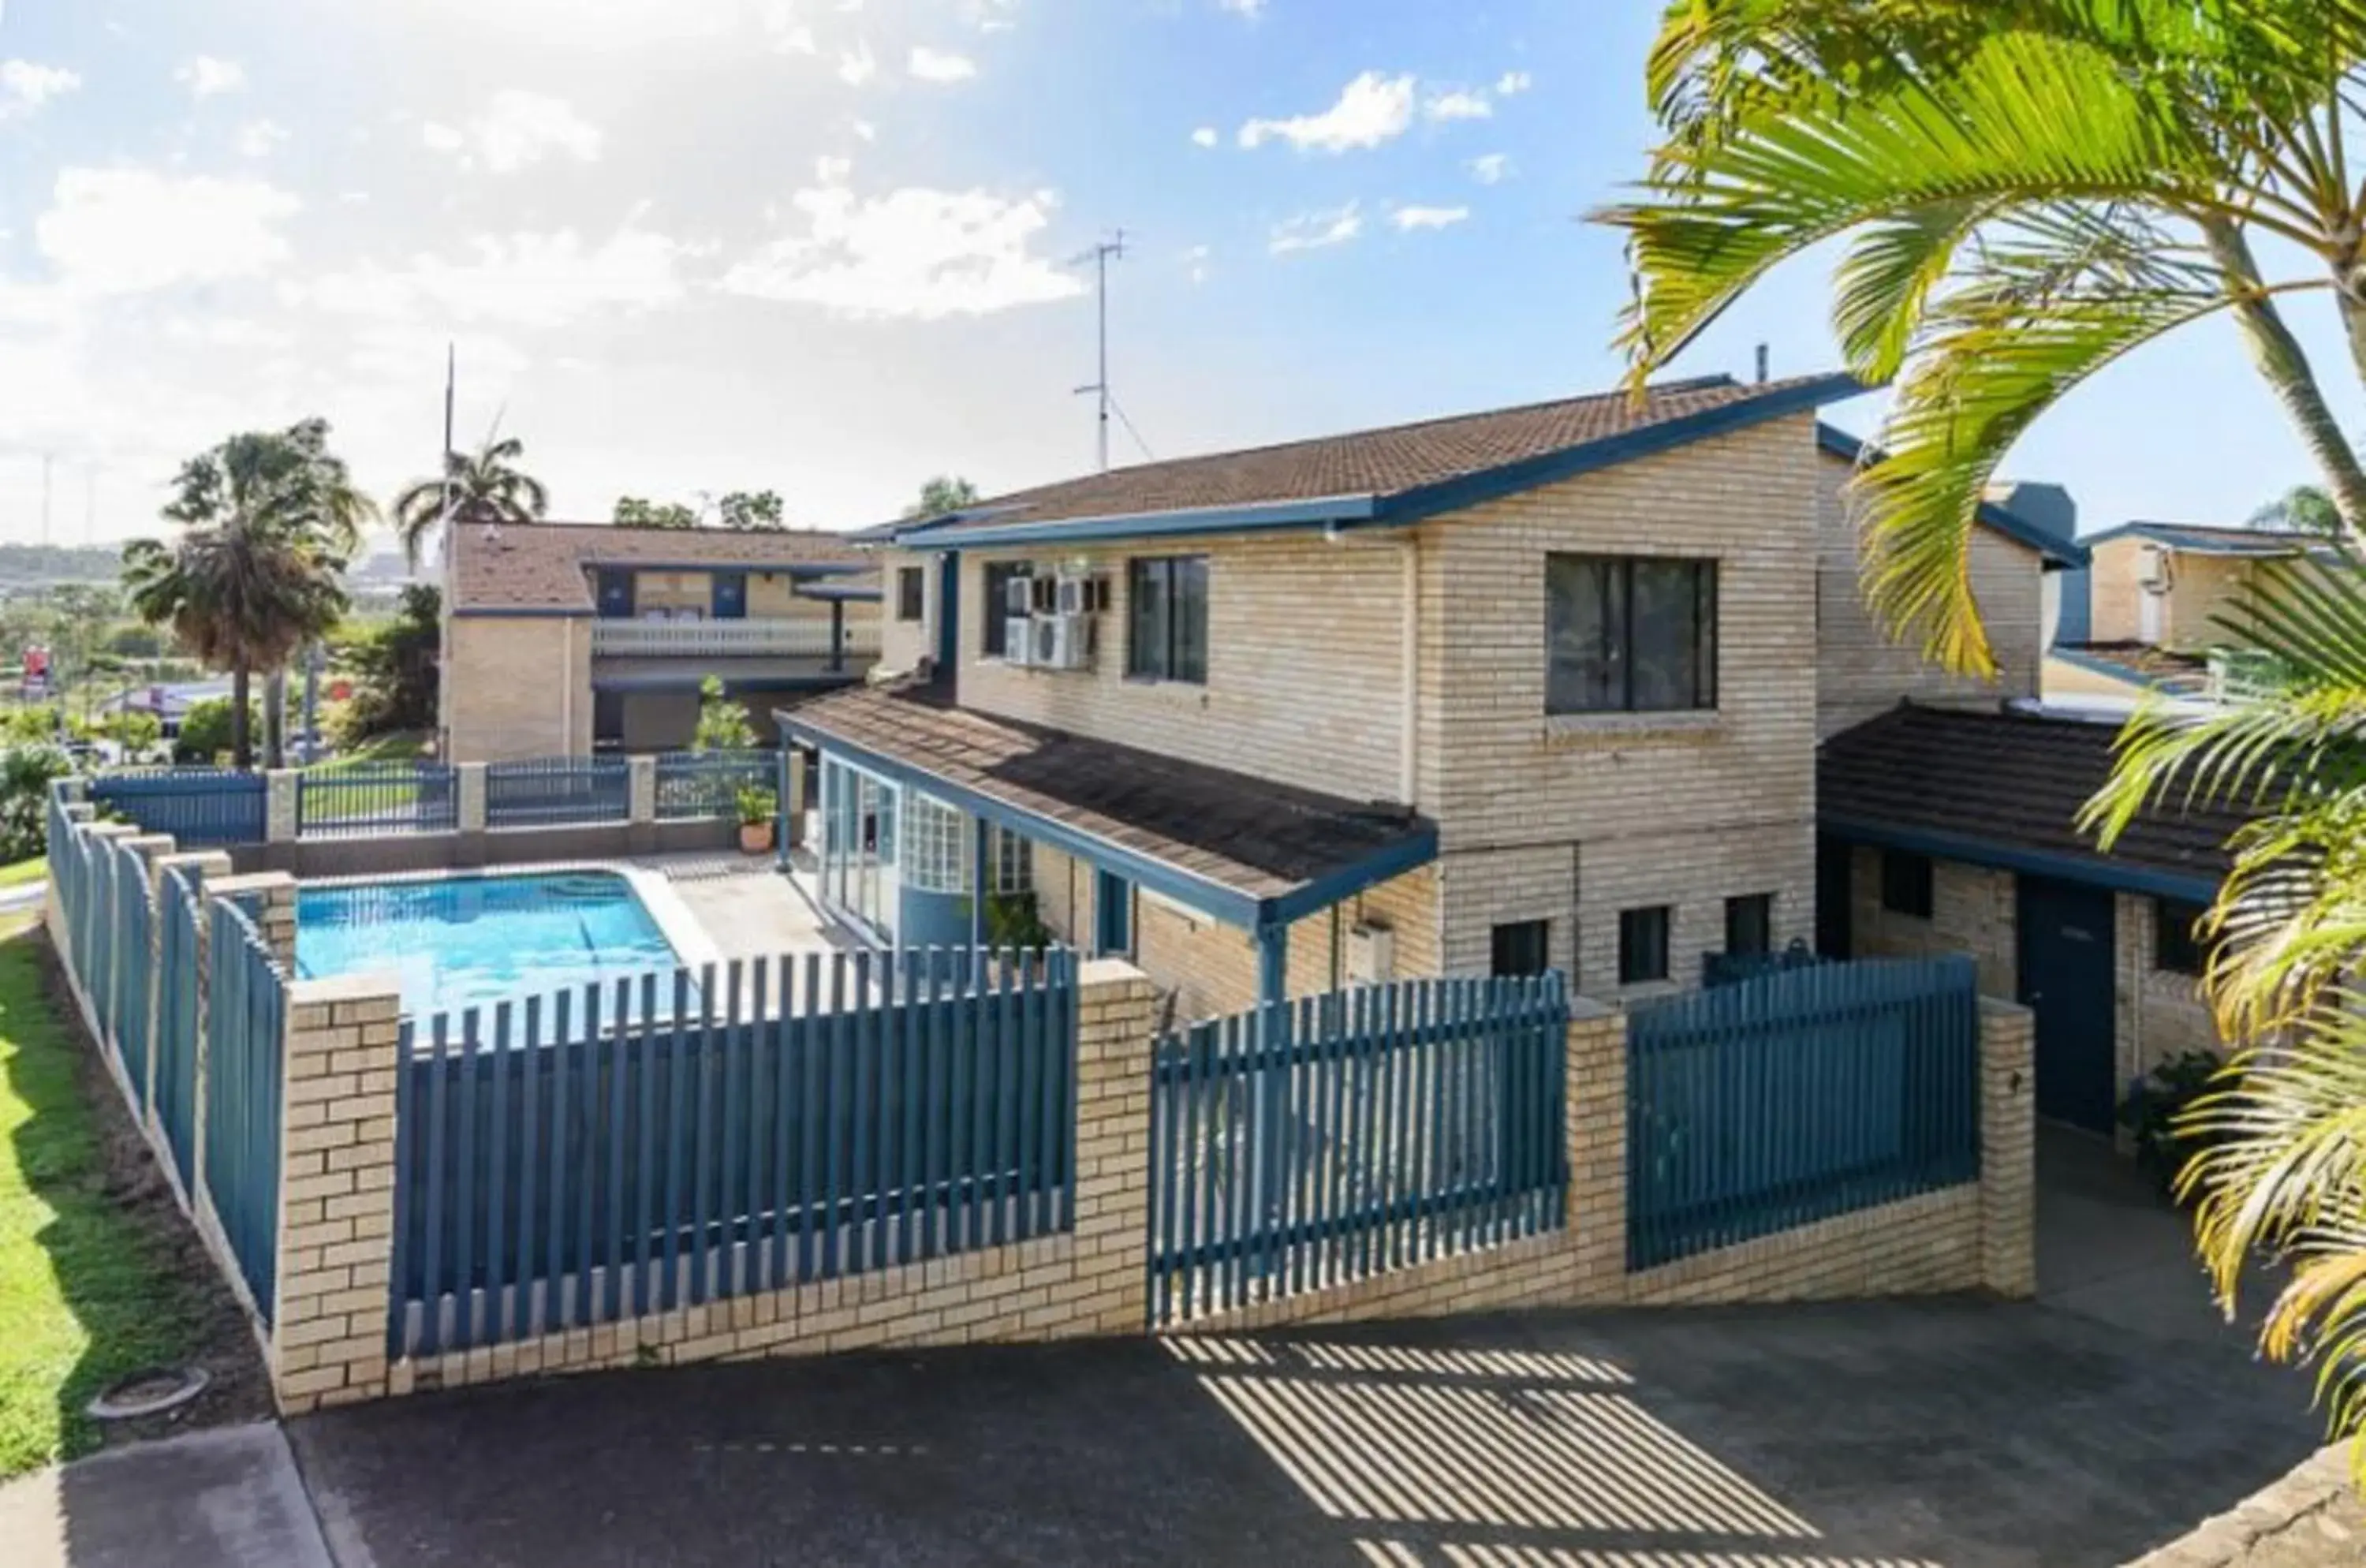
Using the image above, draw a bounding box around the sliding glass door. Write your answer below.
[819,756,901,941]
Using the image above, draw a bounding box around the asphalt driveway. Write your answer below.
[288,1133,2323,1567]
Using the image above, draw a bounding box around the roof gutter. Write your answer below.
[901,493,1382,551]
[1821,812,2221,902]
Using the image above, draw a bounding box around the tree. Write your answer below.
[905,476,980,521]
[174,696,259,765]
[331,584,440,743]
[1607,1,2366,1472]
[2251,484,2343,536]
[1599,1,2366,677]
[0,744,69,861]
[692,675,757,752]
[614,495,698,529]
[716,490,786,531]
[390,435,549,569]
[124,419,368,769]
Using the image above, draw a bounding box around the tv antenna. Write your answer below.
[1071,230,1144,472]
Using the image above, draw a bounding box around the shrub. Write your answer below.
[0,745,70,861]
[735,784,777,827]
[694,677,758,752]
[174,697,259,766]
[2118,1049,2231,1195]
[985,891,1054,951]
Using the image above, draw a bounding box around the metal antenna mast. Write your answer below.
[1071,230,1126,472]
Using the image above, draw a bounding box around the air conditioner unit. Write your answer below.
[1005,617,1037,666]
[1003,574,1036,615]
[1055,573,1103,617]
[1043,612,1097,671]
[1028,615,1061,668]
[1346,922,1395,987]
[2139,543,2174,595]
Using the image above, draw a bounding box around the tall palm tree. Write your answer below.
[125,420,369,769]
[1603,0,2366,1469]
[390,435,549,569]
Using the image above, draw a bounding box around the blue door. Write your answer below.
[595,569,635,618]
[711,572,748,621]
[2016,876,2118,1134]
[1095,870,1132,957]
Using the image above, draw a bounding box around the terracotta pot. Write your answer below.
[739,822,774,855]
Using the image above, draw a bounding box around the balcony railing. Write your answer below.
[590,618,881,661]
[2207,648,2291,706]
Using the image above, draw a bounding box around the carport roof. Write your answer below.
[1819,704,2247,900]
[774,681,1436,928]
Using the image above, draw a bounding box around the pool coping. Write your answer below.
[293,860,726,1002]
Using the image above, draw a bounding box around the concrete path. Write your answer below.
[0,1424,331,1568]
[286,1137,2324,1568]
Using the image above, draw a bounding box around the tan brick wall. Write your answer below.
[1815,448,2047,738]
[2116,891,2224,1083]
[442,614,594,763]
[2163,553,2251,651]
[391,961,1162,1394]
[2043,652,2151,700]
[1850,846,2017,999]
[272,973,402,1413]
[876,546,935,673]
[2089,536,2147,643]
[1980,997,2037,1296]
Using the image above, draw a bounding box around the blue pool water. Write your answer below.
[296,871,685,1019]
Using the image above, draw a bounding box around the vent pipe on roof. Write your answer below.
[1754,343,1769,384]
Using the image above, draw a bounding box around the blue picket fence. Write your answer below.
[1625,954,1980,1271]
[1148,975,1570,1328]
[485,756,630,830]
[655,750,774,821]
[155,868,204,1192]
[389,947,1079,1359]
[90,768,266,847]
[300,762,458,838]
[205,898,288,1321]
[106,836,154,1112]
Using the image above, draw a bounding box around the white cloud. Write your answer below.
[759,0,816,53]
[850,118,878,141]
[1218,0,1267,16]
[174,55,246,99]
[1391,204,1468,232]
[1190,126,1217,148]
[0,60,80,120]
[422,90,603,175]
[301,226,691,330]
[1239,71,1413,154]
[721,168,1084,320]
[1468,152,1510,185]
[35,167,298,296]
[838,41,878,85]
[1269,202,1361,255]
[1184,244,1210,285]
[1496,69,1532,95]
[234,118,289,158]
[961,0,1020,30]
[1423,88,1491,122]
[908,46,976,83]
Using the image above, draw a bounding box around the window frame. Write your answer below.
[1125,554,1210,685]
[982,561,1035,657]
[1545,553,1719,716]
[1618,905,1672,987]
[2154,897,2209,976]
[895,566,925,623]
[1724,893,1774,958]
[1490,919,1551,978]
[1879,851,1935,920]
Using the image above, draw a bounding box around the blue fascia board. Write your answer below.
[1264,824,1440,925]
[2077,520,2323,557]
[1816,422,2089,568]
[1821,813,2221,902]
[921,494,1383,551]
[451,606,592,619]
[1371,374,1866,530]
[772,711,1265,926]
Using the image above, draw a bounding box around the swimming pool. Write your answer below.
[295,870,689,1018]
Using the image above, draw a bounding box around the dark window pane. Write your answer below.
[1725,893,1773,957]
[1546,555,1618,713]
[1628,559,1702,710]
[1619,905,1670,986]
[896,567,924,622]
[983,563,1033,656]
[2155,898,2208,975]
[1695,563,1719,707]
[1491,920,1550,977]
[1880,851,1934,919]
[1171,557,1209,685]
[1128,559,1170,678]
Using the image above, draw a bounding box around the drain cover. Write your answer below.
[88,1366,210,1421]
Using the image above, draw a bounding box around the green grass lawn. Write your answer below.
[0,859,46,890]
[308,730,429,769]
[0,918,203,1477]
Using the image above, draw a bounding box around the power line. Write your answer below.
[1106,390,1155,465]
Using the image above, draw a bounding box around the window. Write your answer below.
[901,793,968,894]
[1880,851,1934,919]
[1619,906,1671,986]
[1127,555,1210,684]
[1546,554,1718,714]
[896,566,925,623]
[1725,894,1774,958]
[983,562,1034,656]
[989,825,1034,896]
[2155,898,2209,976]
[1491,920,1551,977]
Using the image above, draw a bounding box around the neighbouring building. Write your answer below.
[438,520,880,762]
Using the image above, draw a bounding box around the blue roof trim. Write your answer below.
[1264,823,1440,925]
[909,494,1381,551]
[1816,423,2089,568]
[2078,520,2331,558]
[583,558,867,577]
[1369,373,1864,530]
[795,582,884,602]
[1821,814,2220,902]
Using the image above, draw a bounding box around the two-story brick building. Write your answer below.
[438,521,881,762]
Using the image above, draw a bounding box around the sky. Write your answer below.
[0,0,2359,550]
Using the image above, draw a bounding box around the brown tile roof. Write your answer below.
[1819,704,2248,890]
[450,521,873,614]
[779,681,1433,913]
[920,373,1849,535]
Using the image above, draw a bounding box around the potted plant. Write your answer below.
[735,784,777,855]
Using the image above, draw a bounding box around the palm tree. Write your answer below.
[125,420,369,769]
[1603,2,2366,1469]
[390,435,549,569]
